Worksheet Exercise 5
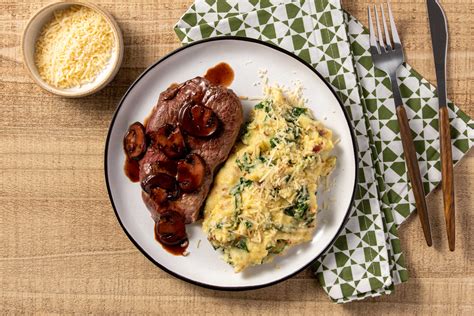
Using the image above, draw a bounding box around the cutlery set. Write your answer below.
[368,0,455,250]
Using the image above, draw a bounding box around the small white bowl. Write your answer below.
[22,1,124,98]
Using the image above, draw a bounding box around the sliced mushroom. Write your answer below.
[178,103,219,137]
[142,158,181,201]
[149,124,187,159]
[123,122,147,160]
[148,159,178,177]
[149,186,180,204]
[141,173,178,194]
[155,210,187,246]
[177,153,206,193]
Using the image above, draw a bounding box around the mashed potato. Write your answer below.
[203,85,336,272]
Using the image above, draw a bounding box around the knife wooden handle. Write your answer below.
[439,106,455,251]
[396,106,433,246]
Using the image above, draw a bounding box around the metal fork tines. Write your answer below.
[368,1,433,246]
[368,2,404,105]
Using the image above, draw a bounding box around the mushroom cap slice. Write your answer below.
[179,104,219,137]
[155,210,187,246]
[149,124,187,159]
[123,122,147,160]
[177,153,206,193]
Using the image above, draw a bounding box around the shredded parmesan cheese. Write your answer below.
[203,83,337,272]
[34,5,115,89]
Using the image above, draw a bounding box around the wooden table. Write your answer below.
[1,0,472,314]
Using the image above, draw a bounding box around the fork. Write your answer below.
[368,1,432,246]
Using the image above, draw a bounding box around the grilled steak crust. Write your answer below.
[139,77,243,223]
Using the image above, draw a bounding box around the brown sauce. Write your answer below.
[204,62,234,87]
[154,221,188,256]
[124,157,140,182]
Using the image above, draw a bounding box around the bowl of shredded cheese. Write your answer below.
[22,1,124,97]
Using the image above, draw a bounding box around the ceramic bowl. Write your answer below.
[22,1,124,98]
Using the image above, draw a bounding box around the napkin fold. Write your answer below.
[175,0,474,303]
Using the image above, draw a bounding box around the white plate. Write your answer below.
[105,37,358,290]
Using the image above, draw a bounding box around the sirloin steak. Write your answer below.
[139,77,243,223]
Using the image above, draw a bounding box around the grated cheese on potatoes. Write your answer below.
[203,84,337,272]
[34,5,115,89]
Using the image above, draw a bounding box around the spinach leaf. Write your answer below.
[269,240,287,254]
[230,177,253,212]
[240,122,250,138]
[235,239,249,252]
[254,100,272,113]
[285,107,307,122]
[254,102,265,109]
[229,177,253,196]
[291,107,306,117]
[283,186,310,221]
[236,153,254,172]
[284,207,295,217]
[270,137,280,148]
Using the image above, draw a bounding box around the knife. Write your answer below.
[427,0,455,251]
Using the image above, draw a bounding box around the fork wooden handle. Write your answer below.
[396,106,433,246]
[439,106,455,251]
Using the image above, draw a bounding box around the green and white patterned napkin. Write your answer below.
[175,0,474,303]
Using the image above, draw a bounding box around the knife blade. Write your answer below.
[427,0,448,107]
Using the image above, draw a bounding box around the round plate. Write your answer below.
[105,37,358,290]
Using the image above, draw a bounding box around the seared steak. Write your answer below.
[139,77,243,223]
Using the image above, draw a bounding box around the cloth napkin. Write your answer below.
[174,0,474,303]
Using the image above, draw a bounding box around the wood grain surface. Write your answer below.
[1,0,472,314]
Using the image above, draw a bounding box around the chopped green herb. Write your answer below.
[292,107,306,117]
[284,126,301,142]
[269,240,287,254]
[254,100,273,113]
[235,239,249,252]
[283,207,295,217]
[230,177,253,195]
[230,177,253,211]
[283,186,311,221]
[292,126,301,140]
[244,221,253,229]
[305,213,316,226]
[233,194,242,212]
[254,102,265,109]
[240,122,250,138]
[285,107,307,122]
[270,137,279,148]
[236,153,255,172]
